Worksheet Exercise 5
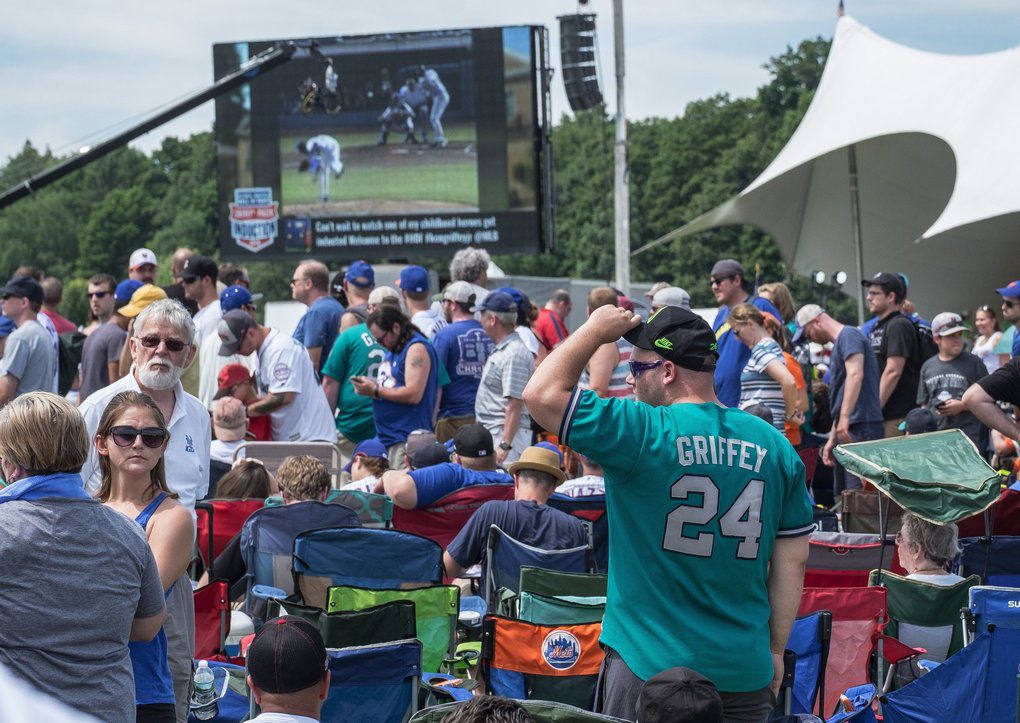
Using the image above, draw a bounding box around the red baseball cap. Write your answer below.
[215,364,253,399]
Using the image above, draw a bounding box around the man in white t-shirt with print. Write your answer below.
[217,310,335,442]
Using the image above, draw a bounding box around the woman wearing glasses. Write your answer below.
[728,304,804,439]
[972,305,1005,374]
[97,391,194,723]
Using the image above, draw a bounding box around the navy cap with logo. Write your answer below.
[180,255,218,283]
[472,290,516,314]
[623,306,718,372]
[0,275,44,305]
[453,423,494,458]
[861,272,905,300]
[247,616,328,694]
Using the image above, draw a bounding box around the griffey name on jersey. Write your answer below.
[676,435,768,473]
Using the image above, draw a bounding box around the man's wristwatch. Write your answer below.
[498,442,513,451]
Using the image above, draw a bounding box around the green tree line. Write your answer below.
[0,36,853,326]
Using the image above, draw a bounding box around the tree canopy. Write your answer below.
[0,36,856,324]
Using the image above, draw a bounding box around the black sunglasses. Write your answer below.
[109,426,168,448]
[88,291,110,299]
[138,335,187,352]
[710,275,736,286]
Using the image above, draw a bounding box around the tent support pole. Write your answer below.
[612,0,630,296]
[847,144,866,325]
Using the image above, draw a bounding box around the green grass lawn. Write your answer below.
[281,161,478,206]
[338,125,477,148]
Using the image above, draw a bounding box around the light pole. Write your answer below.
[612,0,629,296]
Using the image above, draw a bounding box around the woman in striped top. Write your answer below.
[729,303,804,435]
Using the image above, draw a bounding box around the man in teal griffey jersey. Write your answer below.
[524,304,812,721]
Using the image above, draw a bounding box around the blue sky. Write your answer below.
[0,0,1017,163]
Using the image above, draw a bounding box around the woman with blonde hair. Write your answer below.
[729,303,804,436]
[758,282,796,325]
[96,390,194,723]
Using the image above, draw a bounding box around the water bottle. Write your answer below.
[191,660,218,720]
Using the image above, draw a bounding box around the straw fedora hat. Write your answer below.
[507,446,566,484]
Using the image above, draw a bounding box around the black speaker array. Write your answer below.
[559,14,603,112]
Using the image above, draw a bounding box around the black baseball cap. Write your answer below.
[861,272,905,300]
[0,275,44,305]
[180,254,218,283]
[453,423,494,458]
[638,667,724,723]
[247,616,328,694]
[623,306,718,372]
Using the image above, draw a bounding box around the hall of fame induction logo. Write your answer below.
[542,630,581,670]
[229,187,279,253]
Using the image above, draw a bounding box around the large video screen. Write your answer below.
[213,26,550,261]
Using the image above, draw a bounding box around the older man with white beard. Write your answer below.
[77,297,208,723]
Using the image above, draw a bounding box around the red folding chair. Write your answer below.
[194,498,265,577]
[799,586,887,716]
[391,484,514,549]
[957,486,1020,537]
[804,532,905,588]
[193,580,230,661]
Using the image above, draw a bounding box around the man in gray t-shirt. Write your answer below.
[79,274,126,403]
[0,275,57,404]
[0,497,165,722]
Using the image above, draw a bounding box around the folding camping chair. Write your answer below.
[867,569,979,691]
[326,584,460,674]
[291,527,444,608]
[798,586,887,715]
[409,700,630,722]
[957,536,1020,586]
[547,493,609,573]
[517,566,608,625]
[776,610,832,718]
[840,489,905,535]
[485,525,594,612]
[233,441,344,486]
[391,484,515,548]
[329,489,394,528]
[956,484,1020,537]
[321,639,422,723]
[194,498,265,578]
[280,598,418,649]
[190,660,250,723]
[805,531,905,587]
[481,615,604,711]
[238,500,360,616]
[193,580,231,660]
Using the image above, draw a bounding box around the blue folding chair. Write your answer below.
[957,536,1020,586]
[547,493,609,573]
[321,639,422,723]
[292,527,444,608]
[779,610,832,718]
[485,524,594,612]
[239,501,360,616]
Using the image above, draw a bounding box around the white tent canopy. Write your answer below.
[649,15,1020,316]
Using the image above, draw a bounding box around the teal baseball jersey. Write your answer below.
[561,388,813,691]
[321,323,383,443]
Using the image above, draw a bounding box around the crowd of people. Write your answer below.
[1,243,1018,722]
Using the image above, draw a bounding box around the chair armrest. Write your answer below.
[877,634,926,665]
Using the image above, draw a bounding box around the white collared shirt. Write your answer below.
[78,370,211,510]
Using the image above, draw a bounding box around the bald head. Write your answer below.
[587,286,618,312]
[297,260,330,293]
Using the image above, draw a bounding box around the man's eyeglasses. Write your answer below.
[710,275,735,287]
[628,359,664,378]
[109,426,169,448]
[87,291,109,299]
[138,335,187,352]
[290,277,306,285]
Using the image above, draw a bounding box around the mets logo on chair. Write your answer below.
[542,630,581,671]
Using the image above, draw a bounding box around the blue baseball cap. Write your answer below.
[473,290,516,314]
[343,438,387,472]
[115,279,144,304]
[0,316,14,339]
[494,286,531,316]
[220,285,263,312]
[344,260,375,289]
[399,265,429,294]
[996,280,1020,299]
[535,441,564,464]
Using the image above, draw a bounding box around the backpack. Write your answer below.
[57,331,85,397]
[912,317,937,364]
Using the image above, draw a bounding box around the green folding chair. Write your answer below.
[518,567,608,599]
[514,567,608,623]
[327,584,459,673]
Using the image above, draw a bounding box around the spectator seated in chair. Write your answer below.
[246,616,330,723]
[442,445,590,579]
[896,512,964,586]
[380,423,511,510]
[215,459,276,500]
[341,439,390,493]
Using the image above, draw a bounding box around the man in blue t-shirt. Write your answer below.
[995,279,1020,358]
[291,260,344,376]
[442,445,589,586]
[795,304,883,494]
[433,281,494,442]
[381,423,511,508]
[710,259,782,407]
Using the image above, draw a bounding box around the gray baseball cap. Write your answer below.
[652,286,691,310]
[218,309,255,356]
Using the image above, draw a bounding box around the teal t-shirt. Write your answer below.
[562,389,813,691]
[321,323,384,443]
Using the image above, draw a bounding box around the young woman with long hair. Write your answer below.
[96,391,194,723]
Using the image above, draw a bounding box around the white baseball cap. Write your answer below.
[129,248,158,269]
[367,285,400,306]
[931,312,966,336]
[443,280,476,304]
